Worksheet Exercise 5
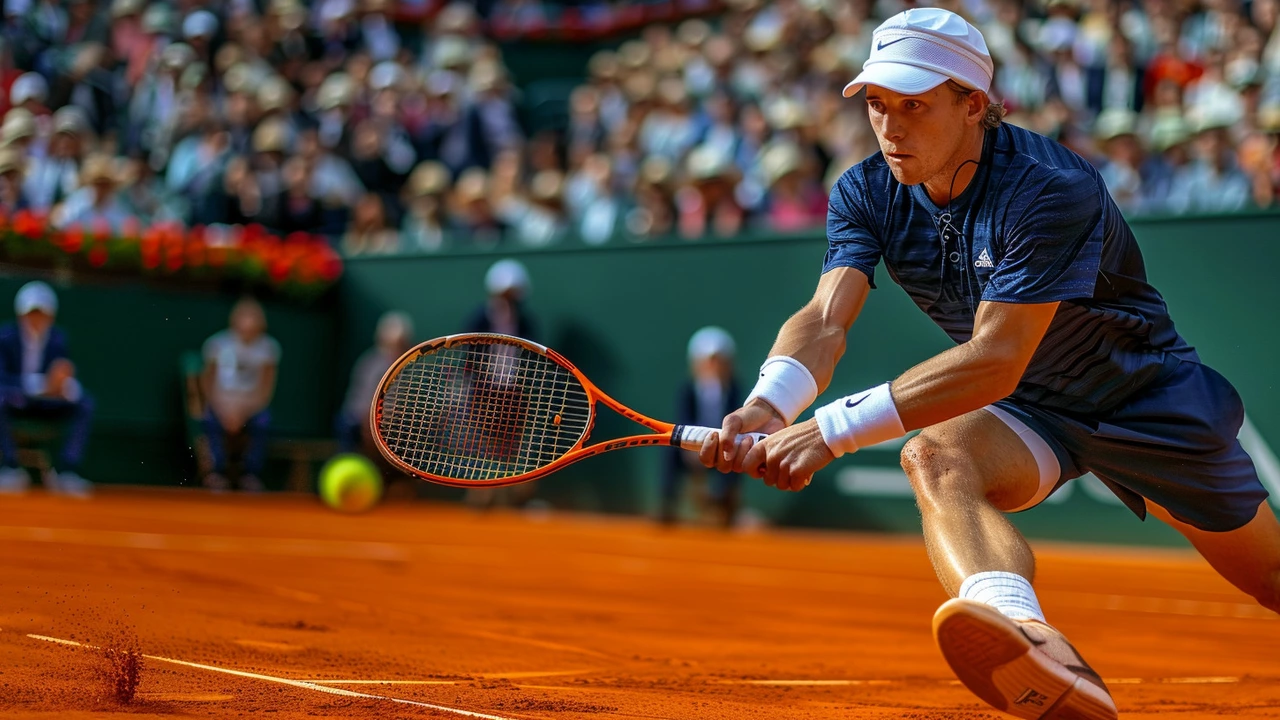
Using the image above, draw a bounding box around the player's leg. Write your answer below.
[903,408,1117,720]
[901,407,1047,594]
[1146,499,1280,614]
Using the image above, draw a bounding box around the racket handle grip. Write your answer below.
[672,425,769,451]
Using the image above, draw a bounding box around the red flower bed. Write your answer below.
[0,211,343,300]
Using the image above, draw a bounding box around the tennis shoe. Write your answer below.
[933,598,1117,719]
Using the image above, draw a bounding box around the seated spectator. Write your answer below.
[400,161,450,252]
[1,109,38,159]
[758,142,827,232]
[342,192,399,255]
[677,145,744,239]
[1142,112,1194,213]
[336,311,414,453]
[1166,110,1254,214]
[0,149,29,214]
[9,72,50,123]
[497,170,568,247]
[625,156,677,240]
[448,168,506,246]
[1093,109,1145,213]
[566,154,623,245]
[200,298,280,493]
[0,281,94,497]
[269,157,326,236]
[55,154,132,231]
[661,327,741,527]
[25,107,89,213]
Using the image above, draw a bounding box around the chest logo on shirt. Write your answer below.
[974,248,994,269]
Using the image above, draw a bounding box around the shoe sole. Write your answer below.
[933,599,1117,720]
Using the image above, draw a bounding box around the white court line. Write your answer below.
[27,634,515,720]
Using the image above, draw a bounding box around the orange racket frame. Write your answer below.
[370,333,762,488]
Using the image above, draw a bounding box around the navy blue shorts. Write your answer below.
[994,358,1270,532]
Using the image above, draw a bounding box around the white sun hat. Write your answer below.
[687,326,735,364]
[15,280,57,316]
[485,259,531,296]
[842,8,993,98]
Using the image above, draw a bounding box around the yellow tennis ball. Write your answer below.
[318,453,383,513]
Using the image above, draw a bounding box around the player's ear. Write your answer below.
[966,90,989,127]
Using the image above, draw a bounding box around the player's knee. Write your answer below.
[900,434,980,503]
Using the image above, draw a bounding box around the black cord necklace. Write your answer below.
[933,156,984,312]
[937,158,980,235]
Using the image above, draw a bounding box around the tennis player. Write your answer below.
[702,8,1280,719]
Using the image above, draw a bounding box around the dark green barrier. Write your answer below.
[340,211,1280,545]
[0,273,338,486]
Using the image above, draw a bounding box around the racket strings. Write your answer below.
[378,342,591,482]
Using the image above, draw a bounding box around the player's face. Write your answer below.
[864,84,975,187]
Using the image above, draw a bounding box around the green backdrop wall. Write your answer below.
[0,273,340,487]
[339,211,1280,545]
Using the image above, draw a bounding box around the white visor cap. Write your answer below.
[842,8,993,98]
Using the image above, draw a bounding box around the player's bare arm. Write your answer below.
[699,267,868,474]
[736,299,1058,492]
[892,300,1058,430]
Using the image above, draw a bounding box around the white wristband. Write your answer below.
[814,382,906,458]
[745,356,818,426]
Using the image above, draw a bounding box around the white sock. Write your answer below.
[958,571,1046,623]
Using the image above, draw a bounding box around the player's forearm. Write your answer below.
[890,339,1024,432]
[742,268,868,426]
[766,269,869,393]
[767,302,848,393]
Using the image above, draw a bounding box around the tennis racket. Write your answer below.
[370,332,766,488]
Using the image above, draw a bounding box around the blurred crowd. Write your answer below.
[0,0,1277,258]
[561,0,1280,231]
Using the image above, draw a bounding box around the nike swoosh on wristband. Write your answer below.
[845,395,868,409]
[876,38,909,51]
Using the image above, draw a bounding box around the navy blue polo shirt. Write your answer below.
[824,122,1197,415]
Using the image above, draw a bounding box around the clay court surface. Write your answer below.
[1,488,1278,719]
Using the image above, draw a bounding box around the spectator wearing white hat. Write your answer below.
[23,106,87,212]
[0,280,94,497]
[181,10,218,62]
[0,149,29,215]
[462,258,541,510]
[9,72,49,120]
[1166,109,1254,214]
[661,326,742,527]
[466,258,537,339]
[400,160,450,251]
[1093,108,1145,213]
[1140,113,1193,213]
[55,153,132,231]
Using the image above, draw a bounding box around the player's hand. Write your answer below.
[697,399,785,474]
[741,418,835,492]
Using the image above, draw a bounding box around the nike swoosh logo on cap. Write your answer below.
[876,38,909,51]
